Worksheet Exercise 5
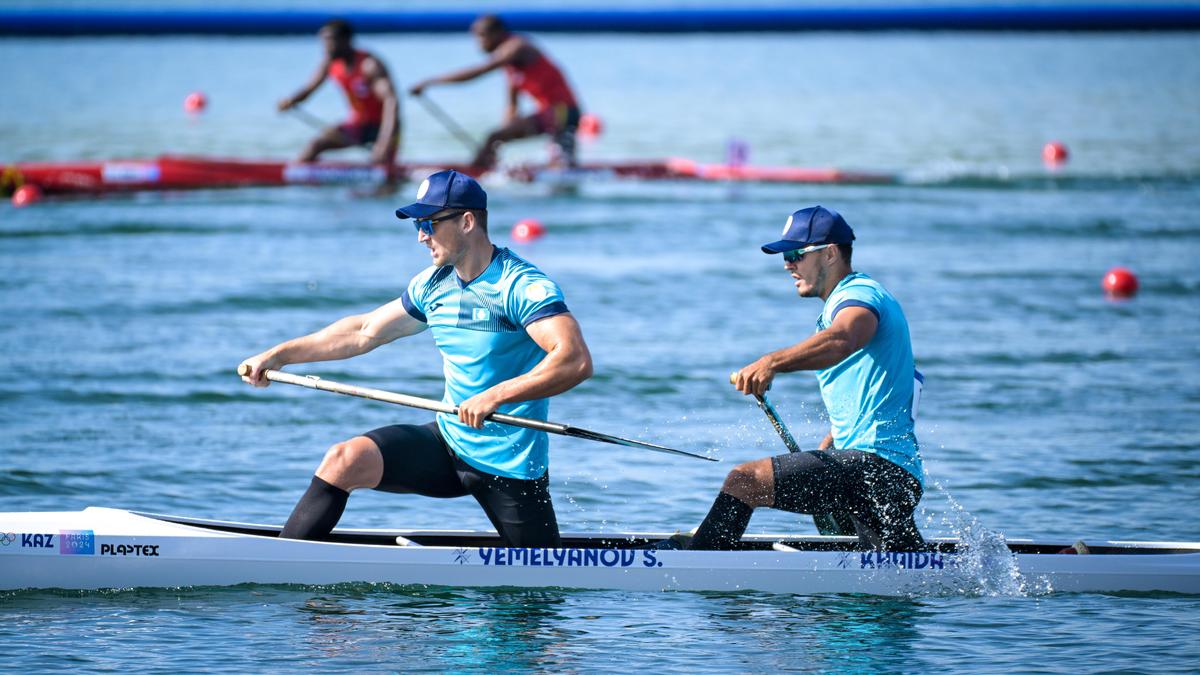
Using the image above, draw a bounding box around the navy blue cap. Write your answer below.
[394,169,487,220]
[761,205,855,254]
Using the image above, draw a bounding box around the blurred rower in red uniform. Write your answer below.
[279,19,400,169]
[409,14,581,171]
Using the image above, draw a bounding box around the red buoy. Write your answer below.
[1102,267,1139,298]
[11,184,43,207]
[511,218,546,243]
[1042,141,1069,165]
[184,91,208,113]
[578,113,603,139]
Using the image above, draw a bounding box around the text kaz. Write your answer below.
[20,533,158,556]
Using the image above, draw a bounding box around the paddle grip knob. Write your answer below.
[237,364,252,377]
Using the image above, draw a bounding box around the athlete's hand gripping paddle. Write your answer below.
[729,371,853,536]
[729,371,801,453]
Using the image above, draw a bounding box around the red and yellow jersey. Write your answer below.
[328,50,383,125]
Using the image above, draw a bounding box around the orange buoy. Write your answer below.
[11,184,43,207]
[1102,267,1139,298]
[184,91,208,113]
[511,218,546,243]
[1042,141,1069,165]
[578,113,603,138]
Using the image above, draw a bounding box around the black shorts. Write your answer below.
[772,450,925,550]
[364,422,560,547]
[338,122,381,145]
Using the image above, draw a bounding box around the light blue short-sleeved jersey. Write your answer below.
[400,247,569,480]
[815,272,924,485]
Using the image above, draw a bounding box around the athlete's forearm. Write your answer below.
[288,87,313,105]
[506,86,520,119]
[490,341,593,406]
[264,315,388,366]
[818,432,834,450]
[374,97,400,156]
[436,61,497,85]
[288,72,326,105]
[763,329,858,374]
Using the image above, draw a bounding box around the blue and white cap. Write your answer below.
[761,205,855,254]
[394,169,487,220]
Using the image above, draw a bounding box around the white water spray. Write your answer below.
[930,480,1052,596]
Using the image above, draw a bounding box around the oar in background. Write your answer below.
[411,93,482,156]
[284,106,369,148]
[241,366,717,463]
[729,372,854,536]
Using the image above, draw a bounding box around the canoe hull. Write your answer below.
[1,156,465,195]
[1,155,896,195]
[2,508,1197,595]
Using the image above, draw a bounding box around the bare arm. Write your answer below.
[364,57,401,162]
[409,40,526,95]
[733,306,878,396]
[817,432,835,450]
[505,81,520,121]
[279,58,331,110]
[239,297,427,386]
[456,312,593,428]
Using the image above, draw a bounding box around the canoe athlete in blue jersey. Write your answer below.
[240,169,593,547]
[685,206,926,551]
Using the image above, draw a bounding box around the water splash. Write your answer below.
[931,481,1052,597]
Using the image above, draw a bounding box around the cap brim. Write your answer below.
[394,202,443,220]
[761,240,806,254]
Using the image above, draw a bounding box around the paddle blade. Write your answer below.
[561,426,718,462]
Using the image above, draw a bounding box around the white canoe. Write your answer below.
[2,507,1198,595]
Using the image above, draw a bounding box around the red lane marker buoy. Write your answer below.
[511,218,546,243]
[1042,141,1069,166]
[578,113,603,139]
[184,91,208,114]
[11,184,43,207]
[1102,267,1139,298]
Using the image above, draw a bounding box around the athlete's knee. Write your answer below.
[316,439,380,488]
[722,460,773,507]
[483,130,508,147]
[321,441,359,467]
[298,143,320,162]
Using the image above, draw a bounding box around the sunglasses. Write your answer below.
[413,211,465,236]
[782,243,834,263]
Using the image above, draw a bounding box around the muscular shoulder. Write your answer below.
[360,53,390,78]
[501,36,539,65]
[825,273,888,323]
[495,249,567,324]
[835,274,886,302]
[496,248,552,289]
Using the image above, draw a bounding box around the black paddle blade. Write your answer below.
[561,427,718,462]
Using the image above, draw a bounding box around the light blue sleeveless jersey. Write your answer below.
[401,247,568,480]
[815,272,924,485]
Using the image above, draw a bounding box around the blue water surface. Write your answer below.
[2,28,1200,673]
